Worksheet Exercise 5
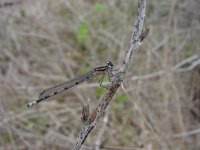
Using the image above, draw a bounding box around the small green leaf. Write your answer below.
[0,135,12,143]
[95,2,105,11]
[101,19,108,29]
[20,118,48,135]
[95,87,106,97]
[115,94,128,102]
[80,67,89,74]
[112,102,121,110]
[20,9,26,17]
[183,44,194,57]
[76,21,89,42]
[123,130,133,142]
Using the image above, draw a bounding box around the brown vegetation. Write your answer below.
[0,0,200,149]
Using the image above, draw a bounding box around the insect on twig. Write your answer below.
[27,62,114,107]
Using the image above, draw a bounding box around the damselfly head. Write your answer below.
[106,61,113,68]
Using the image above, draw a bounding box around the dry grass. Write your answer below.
[0,0,200,149]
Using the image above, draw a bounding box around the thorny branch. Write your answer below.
[72,0,148,150]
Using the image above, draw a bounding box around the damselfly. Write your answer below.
[27,61,114,107]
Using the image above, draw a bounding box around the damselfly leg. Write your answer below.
[98,75,109,89]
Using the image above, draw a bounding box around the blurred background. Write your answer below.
[0,0,200,149]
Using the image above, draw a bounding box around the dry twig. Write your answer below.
[0,0,22,8]
[72,0,148,149]
[131,54,200,80]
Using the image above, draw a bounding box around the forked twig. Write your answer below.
[72,0,148,149]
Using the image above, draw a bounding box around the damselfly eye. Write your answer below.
[106,61,113,68]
